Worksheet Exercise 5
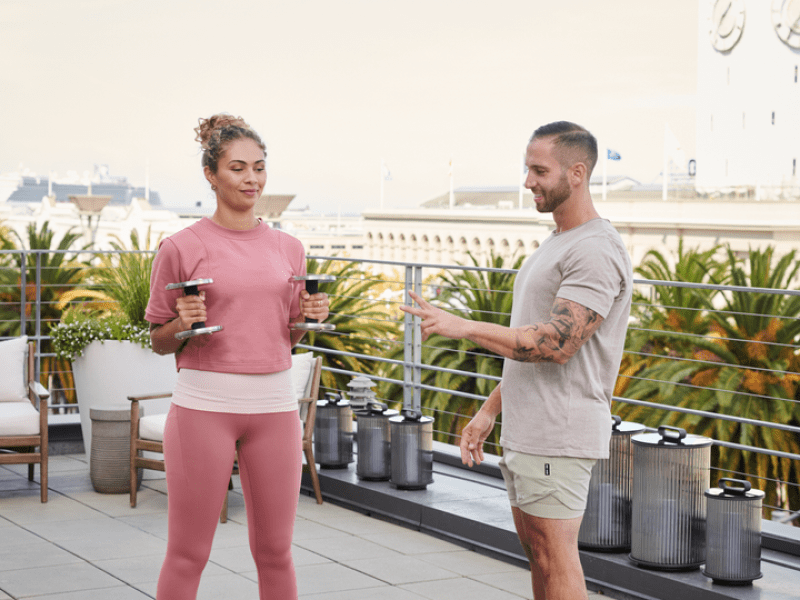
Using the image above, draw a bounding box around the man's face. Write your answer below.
[524,137,571,214]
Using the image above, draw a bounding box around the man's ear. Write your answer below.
[569,162,587,186]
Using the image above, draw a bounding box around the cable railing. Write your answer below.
[1,248,798,523]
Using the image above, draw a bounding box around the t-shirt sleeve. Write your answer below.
[556,236,626,319]
[144,239,184,325]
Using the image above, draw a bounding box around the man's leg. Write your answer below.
[511,506,547,600]
[513,506,588,600]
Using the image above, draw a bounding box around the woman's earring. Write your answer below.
[211,185,217,191]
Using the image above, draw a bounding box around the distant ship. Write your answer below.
[0,165,162,207]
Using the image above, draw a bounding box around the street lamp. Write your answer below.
[69,187,111,247]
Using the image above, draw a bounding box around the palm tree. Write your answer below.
[92,229,159,326]
[0,222,89,408]
[0,220,21,334]
[616,240,726,399]
[300,258,400,399]
[10,221,88,335]
[617,244,800,514]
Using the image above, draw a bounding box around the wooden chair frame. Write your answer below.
[128,355,324,521]
[0,341,50,502]
[298,356,323,504]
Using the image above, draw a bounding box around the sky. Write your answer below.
[1,0,698,213]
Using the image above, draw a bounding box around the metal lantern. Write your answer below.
[389,409,434,490]
[314,393,353,468]
[630,425,711,570]
[704,478,764,585]
[579,416,645,551]
[354,401,398,481]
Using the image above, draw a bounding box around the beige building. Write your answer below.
[361,186,800,271]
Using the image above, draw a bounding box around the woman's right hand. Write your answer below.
[175,291,207,332]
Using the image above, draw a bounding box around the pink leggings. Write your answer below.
[157,405,302,600]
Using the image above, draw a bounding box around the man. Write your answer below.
[400,121,632,600]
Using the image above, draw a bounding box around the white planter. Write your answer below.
[72,340,177,455]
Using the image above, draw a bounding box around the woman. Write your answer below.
[145,114,329,599]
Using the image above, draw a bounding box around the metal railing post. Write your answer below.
[19,250,27,338]
[412,264,423,412]
[403,264,414,410]
[34,251,42,380]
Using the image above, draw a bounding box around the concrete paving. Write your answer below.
[0,454,613,599]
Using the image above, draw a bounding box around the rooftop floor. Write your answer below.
[0,454,610,600]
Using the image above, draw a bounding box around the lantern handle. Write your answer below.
[367,401,388,414]
[657,425,687,444]
[611,415,622,430]
[719,478,752,496]
[401,408,422,421]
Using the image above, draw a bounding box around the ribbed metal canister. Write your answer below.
[579,416,645,551]
[314,393,353,468]
[354,402,398,481]
[630,426,711,570]
[389,410,434,490]
[703,478,764,585]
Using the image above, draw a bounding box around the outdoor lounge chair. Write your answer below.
[0,337,50,502]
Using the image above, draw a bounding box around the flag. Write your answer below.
[607,148,621,161]
[382,161,392,181]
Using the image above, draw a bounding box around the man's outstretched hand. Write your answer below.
[399,290,471,341]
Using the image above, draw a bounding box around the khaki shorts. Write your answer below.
[499,450,596,520]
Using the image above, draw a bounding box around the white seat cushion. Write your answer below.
[0,336,28,403]
[291,353,315,400]
[0,402,40,436]
[139,413,167,442]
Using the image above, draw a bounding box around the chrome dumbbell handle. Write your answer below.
[165,279,223,340]
[290,274,336,331]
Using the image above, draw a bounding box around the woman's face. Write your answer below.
[205,138,266,212]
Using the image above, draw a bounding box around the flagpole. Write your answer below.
[662,124,668,201]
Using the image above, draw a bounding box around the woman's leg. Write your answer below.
[157,406,238,600]
[237,410,303,600]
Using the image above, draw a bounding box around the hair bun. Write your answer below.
[194,114,251,150]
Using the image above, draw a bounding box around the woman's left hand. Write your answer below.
[300,291,330,322]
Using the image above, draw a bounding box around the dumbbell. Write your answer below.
[290,274,336,331]
[165,278,223,340]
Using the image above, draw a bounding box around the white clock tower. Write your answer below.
[696,0,800,197]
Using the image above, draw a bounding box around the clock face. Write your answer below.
[772,0,800,49]
[709,0,746,52]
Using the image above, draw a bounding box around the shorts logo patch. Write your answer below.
[544,463,550,476]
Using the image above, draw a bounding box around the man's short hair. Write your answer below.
[530,121,598,179]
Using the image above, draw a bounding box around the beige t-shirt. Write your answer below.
[499,218,632,459]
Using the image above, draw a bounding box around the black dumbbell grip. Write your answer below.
[184,285,205,329]
[305,280,319,324]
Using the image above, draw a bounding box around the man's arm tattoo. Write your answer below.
[511,299,602,363]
